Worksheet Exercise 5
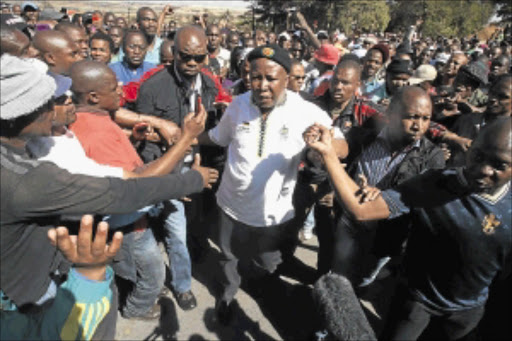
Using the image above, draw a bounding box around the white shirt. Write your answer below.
[216,48,231,70]
[209,90,343,227]
[27,128,123,178]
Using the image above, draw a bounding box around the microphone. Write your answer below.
[313,273,376,341]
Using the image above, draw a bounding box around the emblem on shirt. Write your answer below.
[279,125,289,140]
[236,121,251,133]
[262,47,275,57]
[482,214,500,235]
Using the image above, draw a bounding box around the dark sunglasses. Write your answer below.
[291,75,306,80]
[178,51,207,63]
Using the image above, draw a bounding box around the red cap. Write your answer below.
[313,44,340,66]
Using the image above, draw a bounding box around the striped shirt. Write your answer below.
[355,128,421,189]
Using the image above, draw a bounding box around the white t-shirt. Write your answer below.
[27,128,123,178]
[209,90,343,227]
[217,48,231,69]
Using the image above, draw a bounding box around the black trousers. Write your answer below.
[213,207,299,303]
[385,297,485,341]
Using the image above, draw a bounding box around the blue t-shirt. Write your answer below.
[381,168,511,312]
[116,36,163,65]
[109,61,156,85]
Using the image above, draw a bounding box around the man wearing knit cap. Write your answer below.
[198,44,347,325]
[0,55,215,335]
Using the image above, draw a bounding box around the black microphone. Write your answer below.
[313,273,376,341]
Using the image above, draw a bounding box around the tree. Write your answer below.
[389,0,495,37]
[251,0,390,34]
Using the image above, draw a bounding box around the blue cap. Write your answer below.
[48,72,72,98]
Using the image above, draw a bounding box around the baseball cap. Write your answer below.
[409,65,437,85]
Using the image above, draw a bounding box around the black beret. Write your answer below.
[387,58,414,76]
[247,44,292,73]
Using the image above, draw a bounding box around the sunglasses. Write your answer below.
[178,51,207,63]
[291,75,306,80]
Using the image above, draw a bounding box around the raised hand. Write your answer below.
[304,123,335,157]
[47,215,123,281]
[183,104,207,140]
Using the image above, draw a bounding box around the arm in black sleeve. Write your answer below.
[10,162,204,219]
[135,82,155,115]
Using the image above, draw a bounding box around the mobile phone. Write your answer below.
[195,94,202,116]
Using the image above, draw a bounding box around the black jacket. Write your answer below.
[346,126,446,188]
[135,65,219,163]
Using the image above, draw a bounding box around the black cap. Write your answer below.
[387,58,414,76]
[247,44,292,73]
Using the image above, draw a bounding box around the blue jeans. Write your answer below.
[162,199,192,294]
[121,228,165,318]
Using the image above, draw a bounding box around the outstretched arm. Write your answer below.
[305,124,390,221]
[0,216,122,341]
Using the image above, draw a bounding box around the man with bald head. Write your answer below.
[54,22,89,59]
[33,30,82,76]
[136,25,219,311]
[69,59,217,318]
[0,26,38,58]
[329,86,445,287]
[307,111,511,340]
[197,44,347,324]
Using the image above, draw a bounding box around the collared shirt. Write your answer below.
[109,60,156,85]
[355,128,421,189]
[382,168,511,312]
[173,63,202,112]
[117,36,163,65]
[209,90,344,227]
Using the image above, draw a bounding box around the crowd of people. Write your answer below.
[0,1,511,340]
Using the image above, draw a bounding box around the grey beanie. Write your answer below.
[1,54,56,121]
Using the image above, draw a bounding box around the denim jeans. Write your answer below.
[162,199,192,294]
[121,228,165,318]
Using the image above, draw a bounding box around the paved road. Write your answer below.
[115,235,395,340]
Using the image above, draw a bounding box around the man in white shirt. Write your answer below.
[199,44,347,325]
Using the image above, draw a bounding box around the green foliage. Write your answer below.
[389,0,495,37]
[252,0,495,37]
[252,0,389,34]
